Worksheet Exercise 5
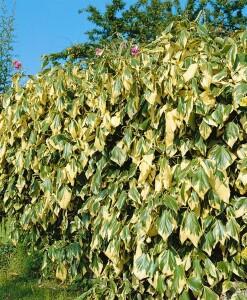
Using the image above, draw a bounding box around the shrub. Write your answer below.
[0,21,246,299]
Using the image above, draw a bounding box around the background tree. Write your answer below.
[0,0,15,94]
[205,0,247,31]
[45,0,246,63]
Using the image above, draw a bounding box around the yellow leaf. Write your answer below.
[209,174,230,204]
[111,113,121,127]
[201,74,212,90]
[60,188,72,210]
[141,182,150,199]
[0,142,6,161]
[143,153,154,165]
[113,260,124,275]
[200,91,216,106]
[133,245,149,280]
[240,115,247,133]
[69,124,77,139]
[155,173,162,192]
[145,90,160,105]
[241,248,247,260]
[165,109,177,148]
[237,169,247,186]
[183,64,198,82]
[32,156,40,173]
[104,241,119,265]
[65,161,77,186]
[161,164,172,190]
[180,228,200,248]
[240,96,247,107]
[56,264,67,282]
[147,224,158,237]
[94,136,105,152]
[164,44,174,62]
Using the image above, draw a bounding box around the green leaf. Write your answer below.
[41,177,53,194]
[91,170,102,194]
[227,42,237,69]
[123,127,133,146]
[213,69,227,82]
[233,83,247,106]
[128,186,140,204]
[208,190,222,210]
[179,290,190,300]
[180,211,201,247]
[178,29,190,48]
[197,24,208,36]
[208,144,236,171]
[156,273,166,294]
[163,195,179,212]
[205,258,218,278]
[217,262,230,278]
[62,143,72,160]
[57,184,72,209]
[157,210,176,241]
[41,252,48,270]
[171,265,186,294]
[134,253,151,280]
[194,133,207,156]
[187,277,203,294]
[212,219,227,246]
[222,280,234,294]
[162,21,174,35]
[115,191,127,210]
[224,122,240,147]
[211,109,223,125]
[120,225,131,247]
[233,197,247,218]
[226,218,240,242]
[110,146,127,166]
[112,76,122,98]
[192,166,210,199]
[231,293,247,300]
[200,287,219,300]
[202,230,216,256]
[199,121,212,140]
[91,255,103,277]
[159,249,177,276]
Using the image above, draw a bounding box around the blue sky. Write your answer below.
[4,0,246,76]
[7,0,108,75]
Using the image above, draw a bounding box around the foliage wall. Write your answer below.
[0,21,247,299]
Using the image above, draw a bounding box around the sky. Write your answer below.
[3,0,246,76]
[6,0,110,75]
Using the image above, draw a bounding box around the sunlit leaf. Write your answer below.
[208,145,236,171]
[180,211,201,247]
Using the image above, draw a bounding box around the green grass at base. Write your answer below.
[0,218,80,300]
[0,271,77,300]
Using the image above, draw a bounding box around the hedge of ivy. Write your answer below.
[0,21,246,299]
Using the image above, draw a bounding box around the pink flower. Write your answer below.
[131,47,140,56]
[95,48,103,56]
[12,59,22,70]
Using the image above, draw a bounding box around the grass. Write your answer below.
[0,217,80,300]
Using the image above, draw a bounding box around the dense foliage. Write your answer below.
[46,0,247,62]
[0,0,15,93]
[0,21,247,299]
